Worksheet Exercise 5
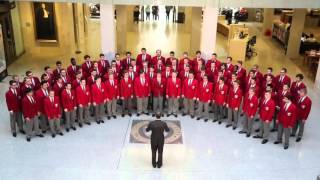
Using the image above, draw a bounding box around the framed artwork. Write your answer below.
[32,2,58,42]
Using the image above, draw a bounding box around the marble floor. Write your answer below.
[1,15,320,180]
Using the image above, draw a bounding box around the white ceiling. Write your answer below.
[22,0,320,8]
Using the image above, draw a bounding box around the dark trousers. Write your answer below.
[151,140,164,166]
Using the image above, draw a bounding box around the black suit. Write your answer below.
[146,120,170,166]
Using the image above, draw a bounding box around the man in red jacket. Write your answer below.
[275,68,291,92]
[61,82,77,132]
[35,81,49,133]
[152,72,166,116]
[182,72,198,118]
[67,57,80,81]
[105,73,119,119]
[290,73,307,104]
[120,71,134,117]
[136,48,152,67]
[22,88,44,142]
[196,75,213,122]
[82,55,93,79]
[291,88,312,142]
[76,79,91,127]
[166,71,181,117]
[226,80,242,129]
[44,90,63,138]
[134,71,151,116]
[91,76,106,124]
[213,77,228,123]
[274,95,296,149]
[5,80,24,137]
[254,91,275,144]
[26,70,41,90]
[239,87,259,137]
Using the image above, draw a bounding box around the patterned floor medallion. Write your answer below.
[130,120,183,144]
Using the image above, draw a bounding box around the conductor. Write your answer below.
[146,114,170,168]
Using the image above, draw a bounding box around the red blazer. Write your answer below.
[53,69,62,79]
[246,84,260,98]
[165,57,176,66]
[72,79,81,89]
[120,78,134,99]
[195,72,206,82]
[5,89,22,112]
[60,75,72,85]
[276,90,290,107]
[53,82,64,97]
[213,83,228,105]
[30,77,41,90]
[21,84,34,97]
[277,102,297,128]
[182,79,198,99]
[151,56,165,66]
[242,94,259,117]
[296,96,312,120]
[178,70,190,82]
[61,89,76,111]
[205,59,221,70]
[86,76,96,87]
[259,98,275,121]
[290,82,307,103]
[136,53,152,67]
[134,78,150,98]
[121,58,133,69]
[127,71,138,82]
[166,78,181,98]
[227,87,242,109]
[22,95,39,119]
[67,65,80,81]
[91,83,106,104]
[206,68,218,83]
[226,63,234,74]
[162,70,172,79]
[44,96,61,119]
[76,85,91,106]
[35,88,49,114]
[275,75,291,91]
[197,81,213,102]
[105,79,119,100]
[151,78,166,97]
[154,64,165,73]
[81,61,93,78]
[98,60,110,75]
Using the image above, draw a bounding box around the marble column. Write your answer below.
[189,7,202,56]
[286,9,306,59]
[115,5,128,55]
[262,8,275,35]
[100,4,116,60]
[200,7,218,59]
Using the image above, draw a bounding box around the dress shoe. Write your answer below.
[182,113,186,116]
[128,113,132,117]
[204,119,208,122]
[52,134,56,138]
[157,164,162,168]
[96,121,100,124]
[137,113,140,117]
[36,134,44,138]
[79,123,83,128]
[152,164,157,168]
[174,114,178,118]
[274,141,282,144]
[26,137,31,142]
[100,120,105,123]
[19,130,25,134]
[239,131,246,134]
[85,122,91,125]
[161,114,164,117]
[246,133,251,137]
[105,110,108,114]
[196,117,201,120]
[296,137,302,142]
[12,132,17,137]
[191,115,195,119]
[42,130,47,134]
[145,113,150,116]
[59,132,64,136]
[218,121,222,124]
[90,113,94,117]
[290,134,295,137]
[72,127,77,131]
[66,128,69,132]
[240,113,244,117]
[213,119,218,122]
[253,135,262,139]
[232,127,236,130]
[167,114,170,117]
[112,115,116,119]
[254,129,259,133]
[122,114,125,117]
[226,124,232,128]
[107,116,111,120]
[270,128,277,132]
[152,114,156,117]
[284,145,289,150]
[255,118,259,122]
[261,139,268,144]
